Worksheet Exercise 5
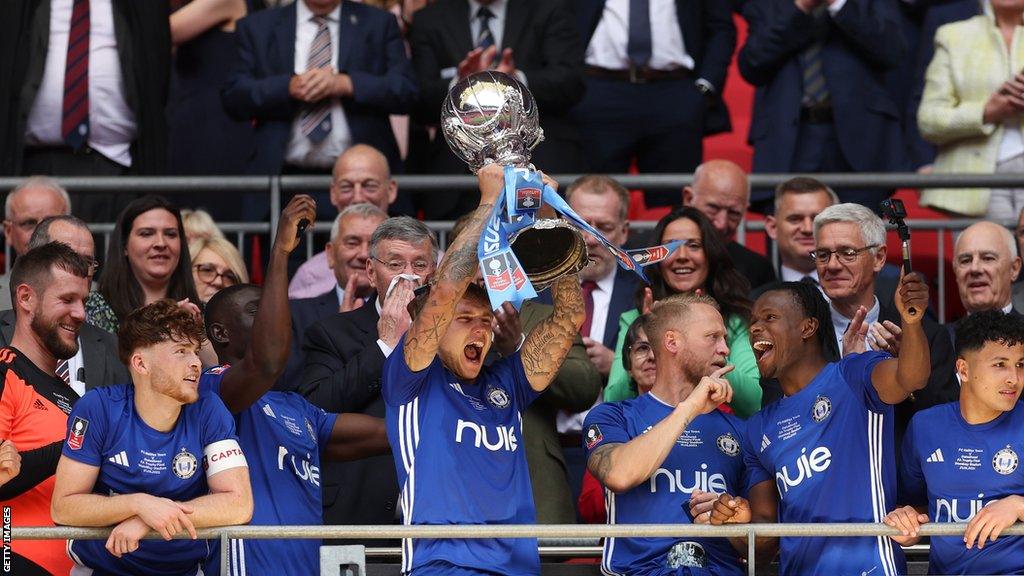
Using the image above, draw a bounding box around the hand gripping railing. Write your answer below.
[14,522,1024,576]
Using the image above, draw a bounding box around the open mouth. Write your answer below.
[752,340,775,361]
[59,322,79,336]
[464,342,484,364]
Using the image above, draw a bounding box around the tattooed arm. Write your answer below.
[403,164,505,371]
[586,371,733,493]
[519,275,585,392]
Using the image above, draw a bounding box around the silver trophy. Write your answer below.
[441,71,587,290]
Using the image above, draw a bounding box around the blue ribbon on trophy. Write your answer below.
[442,71,684,310]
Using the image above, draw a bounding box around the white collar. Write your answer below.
[297,0,341,23]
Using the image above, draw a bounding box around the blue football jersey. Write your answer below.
[61,385,240,576]
[383,336,541,575]
[900,401,1024,575]
[199,366,338,575]
[743,351,905,576]
[583,393,747,576]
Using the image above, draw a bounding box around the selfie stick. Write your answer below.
[880,200,917,317]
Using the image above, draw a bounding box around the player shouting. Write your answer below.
[885,311,1024,574]
[382,164,584,575]
[710,278,930,575]
[583,293,746,575]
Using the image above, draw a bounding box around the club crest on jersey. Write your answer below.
[993,446,1019,475]
[67,416,89,450]
[486,386,510,409]
[585,424,603,450]
[172,449,198,479]
[716,433,740,457]
[811,395,832,423]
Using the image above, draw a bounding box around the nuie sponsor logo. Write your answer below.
[277,446,320,487]
[649,463,728,494]
[775,446,832,498]
[455,419,518,452]
[935,494,993,523]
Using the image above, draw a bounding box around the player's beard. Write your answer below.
[151,365,199,405]
[31,310,80,360]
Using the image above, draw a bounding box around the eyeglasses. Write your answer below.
[372,257,431,274]
[194,263,240,285]
[627,341,653,359]
[809,245,878,264]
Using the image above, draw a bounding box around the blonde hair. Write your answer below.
[647,292,721,348]
[189,237,249,284]
[181,209,225,243]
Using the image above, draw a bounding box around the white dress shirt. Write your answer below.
[285,1,354,169]
[468,0,508,51]
[585,0,694,72]
[25,0,136,167]
[831,297,880,356]
[780,265,819,284]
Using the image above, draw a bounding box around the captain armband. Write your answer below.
[203,439,248,477]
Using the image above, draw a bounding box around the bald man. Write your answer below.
[953,221,1022,317]
[683,160,776,290]
[0,177,72,309]
[1013,208,1024,313]
[289,144,397,299]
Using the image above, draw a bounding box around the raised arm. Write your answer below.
[871,273,931,404]
[587,369,733,492]
[520,275,585,392]
[218,195,317,413]
[403,165,504,371]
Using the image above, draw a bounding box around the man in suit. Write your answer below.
[301,216,436,542]
[739,0,906,212]
[407,0,586,219]
[288,144,398,300]
[222,0,418,220]
[1,215,128,390]
[0,0,170,221]
[284,203,387,387]
[950,222,1023,342]
[1013,208,1024,312]
[0,178,72,310]
[683,159,777,290]
[810,203,957,445]
[572,0,735,207]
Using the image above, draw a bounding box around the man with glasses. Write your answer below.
[0,216,126,392]
[0,177,72,309]
[812,203,956,445]
[289,144,398,299]
[301,216,437,544]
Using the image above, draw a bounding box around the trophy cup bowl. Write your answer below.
[441,71,588,290]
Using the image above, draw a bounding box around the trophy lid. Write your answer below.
[440,71,544,173]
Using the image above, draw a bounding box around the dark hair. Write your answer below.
[28,215,91,251]
[760,281,840,362]
[9,242,90,306]
[98,195,200,322]
[956,310,1024,357]
[622,313,651,374]
[117,298,206,365]
[640,206,751,322]
[204,284,260,340]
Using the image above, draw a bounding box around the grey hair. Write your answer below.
[813,203,886,250]
[6,176,72,219]
[954,221,1017,259]
[28,215,90,251]
[564,175,630,223]
[330,202,387,241]
[369,216,438,261]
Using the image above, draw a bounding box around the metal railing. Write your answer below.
[13,522,1023,576]
[0,173,1010,322]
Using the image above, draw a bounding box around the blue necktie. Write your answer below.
[627,0,652,67]
[800,6,830,106]
[476,7,495,50]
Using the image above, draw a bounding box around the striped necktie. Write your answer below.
[800,6,830,106]
[476,7,495,50]
[62,0,91,149]
[56,359,70,385]
[300,16,333,144]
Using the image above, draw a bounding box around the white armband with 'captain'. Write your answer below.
[203,439,248,477]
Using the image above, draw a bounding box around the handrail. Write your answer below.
[13,523,1024,576]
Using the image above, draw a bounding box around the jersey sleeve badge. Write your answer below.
[67,416,89,450]
[585,424,603,450]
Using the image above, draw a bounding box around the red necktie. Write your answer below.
[580,280,597,338]
[62,0,91,149]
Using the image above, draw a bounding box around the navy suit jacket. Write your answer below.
[278,288,340,390]
[575,0,735,134]
[222,1,418,173]
[538,267,639,350]
[739,0,907,177]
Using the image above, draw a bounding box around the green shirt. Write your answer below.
[604,308,763,418]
